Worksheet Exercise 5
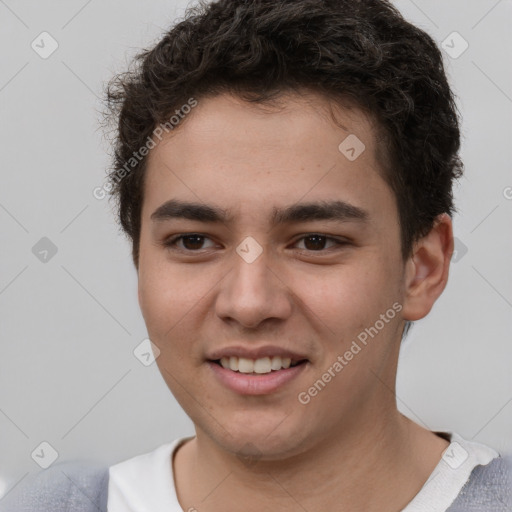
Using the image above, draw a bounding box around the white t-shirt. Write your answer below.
[107,431,499,512]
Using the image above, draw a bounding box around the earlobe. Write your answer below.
[402,214,454,321]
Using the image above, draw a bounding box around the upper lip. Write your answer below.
[206,345,309,363]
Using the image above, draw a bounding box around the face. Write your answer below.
[137,92,409,460]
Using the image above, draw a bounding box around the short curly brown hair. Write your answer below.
[103,0,463,268]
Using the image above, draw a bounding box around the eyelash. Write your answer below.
[163,233,348,254]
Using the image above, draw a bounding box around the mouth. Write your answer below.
[210,356,309,374]
[207,356,309,395]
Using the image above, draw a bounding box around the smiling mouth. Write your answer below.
[210,356,308,374]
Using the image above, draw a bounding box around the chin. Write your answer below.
[205,416,311,461]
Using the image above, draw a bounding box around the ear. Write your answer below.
[401,213,454,321]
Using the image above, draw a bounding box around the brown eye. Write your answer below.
[164,234,216,251]
[294,234,344,251]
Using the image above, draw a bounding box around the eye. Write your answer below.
[163,233,348,254]
[164,234,217,252]
[292,234,346,252]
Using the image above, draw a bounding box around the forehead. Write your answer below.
[141,91,394,225]
[153,91,377,155]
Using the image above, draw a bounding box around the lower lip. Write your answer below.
[207,361,308,395]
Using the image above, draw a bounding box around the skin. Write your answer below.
[137,91,454,512]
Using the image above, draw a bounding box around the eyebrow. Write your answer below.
[150,199,369,226]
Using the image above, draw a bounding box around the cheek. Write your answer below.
[298,256,403,355]
[138,271,171,334]
[138,252,192,323]
[137,258,212,365]
[138,263,189,350]
[298,260,387,320]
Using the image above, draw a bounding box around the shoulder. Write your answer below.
[447,455,512,511]
[0,460,109,512]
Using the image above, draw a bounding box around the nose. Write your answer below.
[214,249,293,330]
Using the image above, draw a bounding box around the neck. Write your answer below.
[173,409,449,512]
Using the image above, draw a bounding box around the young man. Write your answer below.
[2,0,510,511]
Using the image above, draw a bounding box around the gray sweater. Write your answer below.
[1,456,511,511]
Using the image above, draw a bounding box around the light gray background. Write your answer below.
[1,0,511,499]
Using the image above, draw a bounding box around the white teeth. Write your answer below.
[238,357,254,373]
[281,357,292,369]
[218,355,298,373]
[271,356,283,370]
[253,357,271,374]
